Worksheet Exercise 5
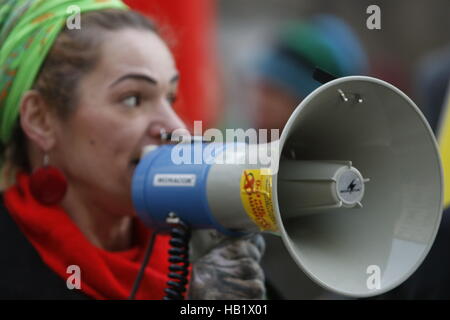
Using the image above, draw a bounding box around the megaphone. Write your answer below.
[132,76,443,298]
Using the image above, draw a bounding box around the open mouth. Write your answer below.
[130,145,159,167]
[130,157,140,167]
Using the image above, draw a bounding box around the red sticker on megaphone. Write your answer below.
[240,169,278,232]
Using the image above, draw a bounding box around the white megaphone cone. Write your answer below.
[132,76,443,298]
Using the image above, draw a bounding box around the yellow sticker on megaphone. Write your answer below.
[240,169,278,232]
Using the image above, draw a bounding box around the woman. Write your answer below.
[0,0,265,299]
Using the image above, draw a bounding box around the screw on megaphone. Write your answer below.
[337,89,364,103]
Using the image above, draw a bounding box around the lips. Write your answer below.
[130,153,141,167]
[130,145,159,167]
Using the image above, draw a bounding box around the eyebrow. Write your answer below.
[109,73,179,88]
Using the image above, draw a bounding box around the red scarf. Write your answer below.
[4,173,171,300]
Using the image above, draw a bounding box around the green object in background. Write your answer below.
[0,0,128,145]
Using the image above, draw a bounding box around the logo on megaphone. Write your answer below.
[132,76,443,298]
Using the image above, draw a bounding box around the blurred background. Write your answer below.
[126,0,450,299]
[218,0,450,132]
[218,1,449,299]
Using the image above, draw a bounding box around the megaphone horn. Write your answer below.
[132,76,443,298]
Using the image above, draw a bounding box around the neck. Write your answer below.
[61,188,134,252]
[27,147,134,251]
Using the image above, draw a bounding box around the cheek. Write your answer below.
[64,107,141,169]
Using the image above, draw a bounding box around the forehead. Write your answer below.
[95,28,177,82]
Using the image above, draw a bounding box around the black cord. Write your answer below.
[128,231,157,300]
[313,67,338,84]
[164,219,191,300]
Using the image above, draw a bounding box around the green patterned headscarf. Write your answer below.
[0,0,128,145]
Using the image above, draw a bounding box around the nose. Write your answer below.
[147,103,187,142]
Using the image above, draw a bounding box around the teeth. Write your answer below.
[141,145,158,158]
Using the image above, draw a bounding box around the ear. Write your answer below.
[20,90,57,152]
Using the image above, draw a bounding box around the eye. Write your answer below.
[122,94,141,108]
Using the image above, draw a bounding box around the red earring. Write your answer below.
[29,155,68,206]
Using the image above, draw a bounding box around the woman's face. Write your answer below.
[51,28,185,216]
[250,80,299,133]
